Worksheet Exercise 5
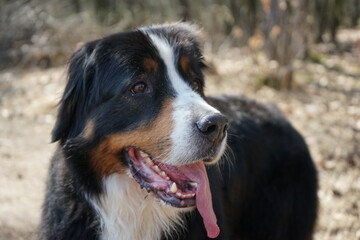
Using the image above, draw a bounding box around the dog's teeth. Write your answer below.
[152,165,160,172]
[190,182,198,188]
[175,192,187,199]
[186,193,195,198]
[165,177,170,180]
[139,151,148,158]
[145,158,154,166]
[170,182,178,193]
[160,171,167,178]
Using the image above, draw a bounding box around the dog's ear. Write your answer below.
[52,43,97,144]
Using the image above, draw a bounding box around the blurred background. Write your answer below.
[0,0,359,239]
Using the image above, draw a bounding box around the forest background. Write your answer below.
[0,0,359,239]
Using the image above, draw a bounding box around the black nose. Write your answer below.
[196,113,229,143]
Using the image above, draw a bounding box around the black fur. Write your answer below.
[40,23,317,240]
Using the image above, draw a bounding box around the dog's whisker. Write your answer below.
[227,133,245,140]
[222,143,235,167]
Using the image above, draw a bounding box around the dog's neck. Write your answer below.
[89,174,184,240]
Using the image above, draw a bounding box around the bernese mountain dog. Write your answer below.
[39,23,318,240]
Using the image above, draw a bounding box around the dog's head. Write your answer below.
[53,23,227,238]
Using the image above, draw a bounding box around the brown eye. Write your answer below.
[131,82,147,94]
[192,79,201,91]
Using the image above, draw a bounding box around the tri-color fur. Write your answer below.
[40,23,318,240]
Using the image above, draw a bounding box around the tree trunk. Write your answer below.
[229,0,242,29]
[314,0,328,43]
[351,0,360,26]
[262,0,308,90]
[292,0,308,59]
[247,0,257,36]
[72,0,81,13]
[179,0,191,21]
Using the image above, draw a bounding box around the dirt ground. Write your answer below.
[0,29,359,239]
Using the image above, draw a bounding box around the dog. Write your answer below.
[39,23,318,240]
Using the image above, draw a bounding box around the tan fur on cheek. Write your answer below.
[89,99,174,177]
[90,144,125,176]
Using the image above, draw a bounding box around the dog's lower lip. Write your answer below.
[124,147,197,208]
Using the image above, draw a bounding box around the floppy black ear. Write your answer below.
[52,42,97,144]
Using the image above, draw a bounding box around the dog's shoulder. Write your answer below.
[39,147,99,240]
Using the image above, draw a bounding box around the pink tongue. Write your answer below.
[178,162,220,238]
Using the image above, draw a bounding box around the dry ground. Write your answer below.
[0,30,359,239]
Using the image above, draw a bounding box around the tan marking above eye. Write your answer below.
[89,99,174,177]
[143,58,158,73]
[179,55,190,74]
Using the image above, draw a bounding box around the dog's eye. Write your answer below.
[191,79,201,91]
[131,82,147,94]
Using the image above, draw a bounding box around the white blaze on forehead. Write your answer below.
[145,33,189,94]
[145,33,220,165]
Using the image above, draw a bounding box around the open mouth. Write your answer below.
[124,146,220,238]
[124,147,197,208]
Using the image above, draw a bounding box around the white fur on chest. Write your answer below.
[89,174,184,240]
